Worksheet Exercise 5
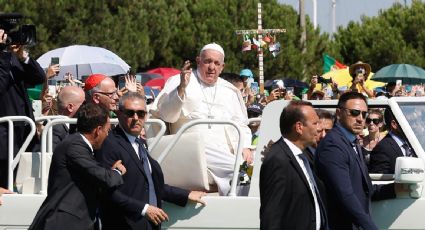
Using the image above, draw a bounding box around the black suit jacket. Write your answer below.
[369,134,404,174]
[0,52,45,159]
[52,123,69,150]
[316,126,395,230]
[29,133,123,230]
[96,126,189,230]
[260,138,327,230]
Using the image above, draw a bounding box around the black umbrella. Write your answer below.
[264,80,275,90]
[264,78,308,89]
[283,78,309,88]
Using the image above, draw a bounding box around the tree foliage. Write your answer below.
[1,0,330,81]
[4,0,425,82]
[332,0,425,71]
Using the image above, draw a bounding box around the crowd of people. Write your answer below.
[0,22,422,230]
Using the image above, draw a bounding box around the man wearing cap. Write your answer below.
[247,103,263,146]
[348,61,375,98]
[84,73,119,114]
[154,43,252,195]
[239,69,255,106]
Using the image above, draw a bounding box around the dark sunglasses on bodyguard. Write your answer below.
[366,118,381,125]
[121,109,147,118]
[341,107,368,118]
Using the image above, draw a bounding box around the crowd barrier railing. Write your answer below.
[0,116,36,191]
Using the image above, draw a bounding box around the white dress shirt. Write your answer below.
[122,129,152,216]
[284,138,321,230]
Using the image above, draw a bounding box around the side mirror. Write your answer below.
[394,157,425,183]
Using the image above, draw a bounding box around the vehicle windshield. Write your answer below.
[398,101,425,148]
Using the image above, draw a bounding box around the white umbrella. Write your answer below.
[36,45,130,80]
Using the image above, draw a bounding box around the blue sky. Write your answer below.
[278,0,413,33]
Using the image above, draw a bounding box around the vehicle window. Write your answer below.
[398,101,425,148]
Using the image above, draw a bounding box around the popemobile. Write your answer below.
[0,97,425,229]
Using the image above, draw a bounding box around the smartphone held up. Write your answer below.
[50,57,60,75]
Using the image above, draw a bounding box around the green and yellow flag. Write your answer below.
[323,54,347,73]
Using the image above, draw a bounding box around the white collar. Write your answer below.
[79,133,94,154]
[120,127,139,144]
[283,137,303,157]
[389,131,406,147]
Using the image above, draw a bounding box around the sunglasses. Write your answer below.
[366,118,381,125]
[121,109,147,118]
[341,108,368,118]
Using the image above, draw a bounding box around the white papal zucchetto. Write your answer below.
[200,43,225,58]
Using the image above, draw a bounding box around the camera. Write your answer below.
[0,13,36,46]
[355,67,365,75]
[317,76,332,84]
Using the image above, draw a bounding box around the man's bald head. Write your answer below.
[57,86,85,117]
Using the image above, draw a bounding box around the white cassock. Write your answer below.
[152,70,252,195]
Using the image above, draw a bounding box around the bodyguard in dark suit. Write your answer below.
[369,109,416,174]
[97,92,206,230]
[29,103,127,230]
[260,100,328,230]
[316,92,395,230]
[0,31,45,187]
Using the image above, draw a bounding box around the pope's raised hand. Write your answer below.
[178,60,192,97]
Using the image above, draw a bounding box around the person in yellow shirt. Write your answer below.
[348,61,375,98]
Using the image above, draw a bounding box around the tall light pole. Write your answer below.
[332,0,336,33]
[312,0,317,29]
[299,0,307,54]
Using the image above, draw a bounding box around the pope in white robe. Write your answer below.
[153,43,252,195]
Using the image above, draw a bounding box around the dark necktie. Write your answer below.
[135,138,157,207]
[352,139,366,165]
[299,153,326,229]
[402,143,413,157]
[352,139,373,197]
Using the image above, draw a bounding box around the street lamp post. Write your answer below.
[332,0,336,33]
[312,0,317,29]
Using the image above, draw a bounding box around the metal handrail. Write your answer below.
[0,116,36,191]
[369,173,395,181]
[145,119,167,153]
[39,118,166,195]
[35,116,68,153]
[40,118,77,194]
[35,115,68,123]
[155,119,244,197]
